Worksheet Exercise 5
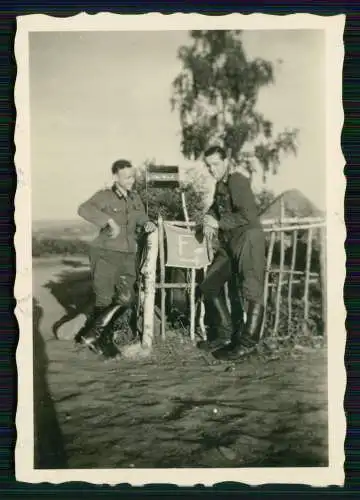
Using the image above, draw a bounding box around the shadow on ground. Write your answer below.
[43,268,94,339]
[33,298,68,468]
[32,257,328,469]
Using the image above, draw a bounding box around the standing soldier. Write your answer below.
[76,159,156,358]
[197,146,266,360]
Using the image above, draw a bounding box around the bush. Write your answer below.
[32,237,89,257]
[135,166,206,222]
[255,188,276,214]
[263,281,324,339]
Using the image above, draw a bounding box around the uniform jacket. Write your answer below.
[78,184,149,253]
[207,171,262,245]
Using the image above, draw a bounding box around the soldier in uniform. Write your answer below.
[197,146,266,360]
[75,159,156,358]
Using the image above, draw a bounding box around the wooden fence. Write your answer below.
[139,204,326,345]
[260,202,326,339]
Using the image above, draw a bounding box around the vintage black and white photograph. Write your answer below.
[15,13,345,486]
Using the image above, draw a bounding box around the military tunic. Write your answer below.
[199,172,266,305]
[78,184,149,308]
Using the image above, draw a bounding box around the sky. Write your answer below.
[29,29,325,221]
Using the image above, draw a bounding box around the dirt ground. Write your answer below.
[33,256,328,469]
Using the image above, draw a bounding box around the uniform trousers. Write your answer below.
[88,247,137,308]
[199,228,266,306]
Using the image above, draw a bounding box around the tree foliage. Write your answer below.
[32,237,89,257]
[171,30,298,181]
[254,188,276,214]
[135,162,205,222]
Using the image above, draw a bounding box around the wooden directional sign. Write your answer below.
[163,222,211,269]
[147,165,180,188]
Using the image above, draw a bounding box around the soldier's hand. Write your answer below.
[203,224,217,240]
[107,218,121,239]
[143,221,157,233]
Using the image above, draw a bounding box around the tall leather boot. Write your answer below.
[197,292,233,352]
[229,283,245,333]
[213,301,264,360]
[76,305,123,358]
[74,306,100,344]
[212,293,245,356]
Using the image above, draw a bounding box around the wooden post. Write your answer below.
[158,215,166,341]
[189,268,196,343]
[199,266,207,339]
[225,282,232,314]
[303,227,314,329]
[287,229,298,335]
[181,191,190,226]
[141,229,159,349]
[274,198,285,336]
[260,229,276,339]
[180,190,196,342]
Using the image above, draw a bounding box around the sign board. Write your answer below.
[163,222,211,270]
[147,165,180,188]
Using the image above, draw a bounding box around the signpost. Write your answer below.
[146,165,180,188]
[163,223,210,270]
[140,164,210,343]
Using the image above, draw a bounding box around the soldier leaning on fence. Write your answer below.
[75,159,156,358]
[198,145,266,360]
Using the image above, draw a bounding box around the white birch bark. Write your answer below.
[141,228,159,349]
[122,229,158,359]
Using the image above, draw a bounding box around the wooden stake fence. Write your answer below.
[158,215,166,341]
[273,198,285,336]
[260,229,276,339]
[261,216,325,338]
[287,229,298,333]
[140,214,326,345]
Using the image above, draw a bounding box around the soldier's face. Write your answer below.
[205,153,227,181]
[115,167,135,191]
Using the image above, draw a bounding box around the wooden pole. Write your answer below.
[303,227,314,332]
[158,215,166,341]
[273,198,285,336]
[287,229,298,335]
[199,266,207,340]
[181,191,190,226]
[180,189,197,342]
[190,268,196,343]
[260,229,276,339]
[166,217,326,229]
[263,222,326,233]
[141,229,159,349]
[225,282,232,314]
[262,216,325,226]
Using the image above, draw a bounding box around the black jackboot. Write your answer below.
[197,293,233,352]
[229,286,245,333]
[212,301,264,360]
[74,307,100,345]
[75,305,123,358]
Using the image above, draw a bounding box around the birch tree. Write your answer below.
[171,30,298,181]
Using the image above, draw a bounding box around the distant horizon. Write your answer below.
[32,186,325,223]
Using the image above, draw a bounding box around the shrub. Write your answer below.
[32,237,89,257]
[135,165,206,222]
[263,282,324,339]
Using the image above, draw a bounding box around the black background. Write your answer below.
[1,2,357,498]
